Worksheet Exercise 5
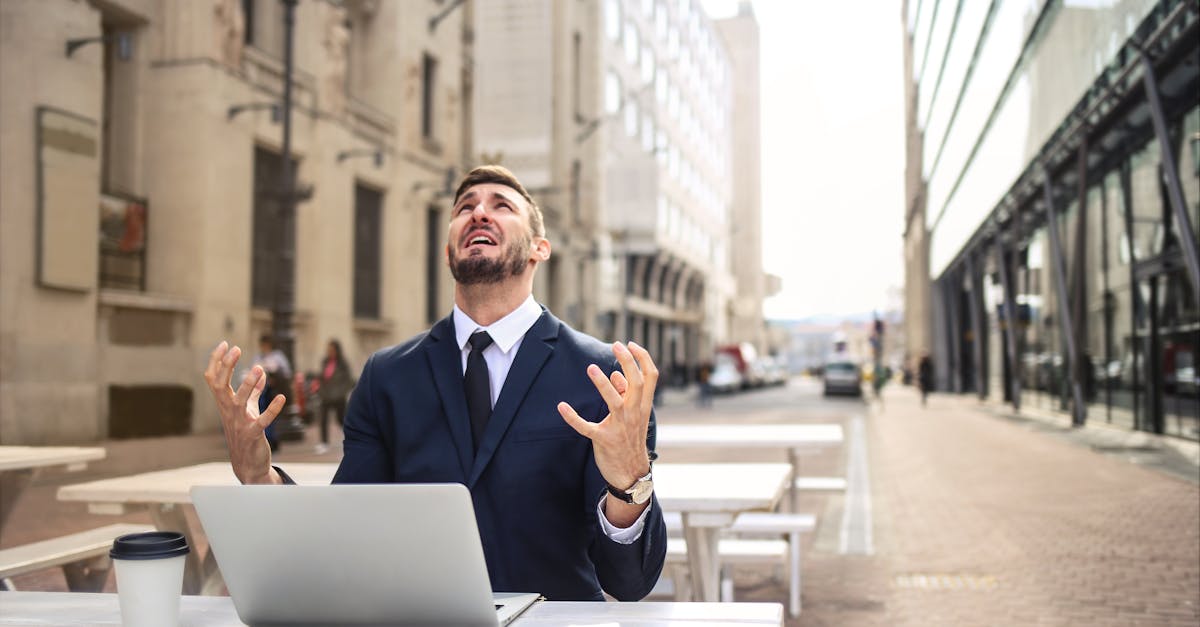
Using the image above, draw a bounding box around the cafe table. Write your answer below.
[56,462,336,595]
[652,462,793,603]
[655,423,844,511]
[0,591,786,625]
[57,460,791,604]
[0,445,106,533]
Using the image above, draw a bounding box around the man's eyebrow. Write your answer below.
[454,190,479,205]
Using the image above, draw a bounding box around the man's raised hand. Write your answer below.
[557,341,658,496]
[203,341,284,485]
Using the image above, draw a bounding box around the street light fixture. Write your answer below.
[227,103,281,122]
[66,32,133,59]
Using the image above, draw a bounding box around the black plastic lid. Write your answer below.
[110,531,190,560]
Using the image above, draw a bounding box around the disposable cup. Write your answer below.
[110,531,190,627]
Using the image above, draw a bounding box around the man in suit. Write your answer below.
[204,165,667,601]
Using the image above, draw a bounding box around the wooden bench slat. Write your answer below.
[0,523,155,578]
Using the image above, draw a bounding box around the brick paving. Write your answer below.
[3,378,1198,626]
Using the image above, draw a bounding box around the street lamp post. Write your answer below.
[271,0,303,439]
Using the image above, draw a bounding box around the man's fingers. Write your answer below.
[204,341,229,389]
[234,366,262,409]
[587,364,624,412]
[610,370,628,396]
[627,342,659,417]
[247,368,267,409]
[255,393,286,430]
[219,345,242,390]
[557,402,597,439]
[612,342,643,410]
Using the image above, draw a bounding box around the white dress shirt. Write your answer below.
[452,295,649,543]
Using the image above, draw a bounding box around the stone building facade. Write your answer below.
[0,0,468,443]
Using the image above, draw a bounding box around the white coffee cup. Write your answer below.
[110,531,190,627]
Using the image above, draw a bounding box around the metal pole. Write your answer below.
[270,0,301,438]
[1041,169,1087,426]
[946,273,963,393]
[1138,48,1200,307]
[994,240,1022,411]
[965,255,986,399]
[274,0,297,367]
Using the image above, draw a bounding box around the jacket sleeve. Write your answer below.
[586,406,668,601]
[331,353,394,483]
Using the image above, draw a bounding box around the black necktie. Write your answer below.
[465,331,494,451]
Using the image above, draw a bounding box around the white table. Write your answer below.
[0,591,784,625]
[56,462,336,595]
[653,462,793,603]
[656,423,844,511]
[57,461,790,604]
[0,446,105,534]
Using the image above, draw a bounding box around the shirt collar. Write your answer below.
[452,295,542,355]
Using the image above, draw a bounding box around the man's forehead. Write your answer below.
[456,184,524,206]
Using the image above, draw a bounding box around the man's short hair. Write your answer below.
[259,334,273,346]
[453,165,545,238]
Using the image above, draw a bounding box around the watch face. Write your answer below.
[630,479,654,505]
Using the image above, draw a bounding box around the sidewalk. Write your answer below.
[780,384,1200,626]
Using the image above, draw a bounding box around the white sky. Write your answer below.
[703,0,906,320]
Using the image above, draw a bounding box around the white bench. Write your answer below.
[794,476,847,492]
[0,523,154,591]
[660,512,815,617]
[662,536,788,604]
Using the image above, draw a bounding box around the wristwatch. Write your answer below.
[607,468,654,505]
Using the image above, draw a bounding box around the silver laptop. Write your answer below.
[191,484,540,626]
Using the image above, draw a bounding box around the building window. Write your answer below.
[605,71,622,114]
[354,183,383,319]
[427,205,442,323]
[251,147,289,308]
[624,22,639,66]
[421,53,437,140]
[242,0,254,45]
[99,192,148,291]
[605,0,621,41]
[625,99,640,137]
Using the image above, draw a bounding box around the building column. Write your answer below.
[1041,167,1087,426]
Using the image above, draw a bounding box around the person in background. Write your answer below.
[252,334,292,452]
[314,339,354,454]
[918,352,934,406]
[696,362,713,408]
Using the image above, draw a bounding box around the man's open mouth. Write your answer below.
[464,231,498,248]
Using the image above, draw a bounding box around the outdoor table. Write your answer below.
[0,445,105,533]
[656,423,844,511]
[0,591,784,625]
[653,462,793,603]
[56,462,336,595]
[57,460,790,604]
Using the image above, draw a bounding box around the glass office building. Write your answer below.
[904,0,1199,440]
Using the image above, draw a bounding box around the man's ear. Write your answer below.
[531,237,551,262]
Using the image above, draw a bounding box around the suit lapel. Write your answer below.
[468,310,559,487]
[425,315,474,480]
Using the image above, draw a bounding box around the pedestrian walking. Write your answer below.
[251,334,292,452]
[696,362,713,408]
[918,352,934,406]
[314,339,354,454]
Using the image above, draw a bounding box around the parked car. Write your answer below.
[823,360,862,397]
[716,342,763,389]
[709,354,743,393]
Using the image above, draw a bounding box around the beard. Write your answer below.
[449,231,532,285]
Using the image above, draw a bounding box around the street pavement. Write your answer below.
[3,377,1198,626]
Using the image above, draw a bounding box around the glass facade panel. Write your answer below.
[1129,138,1165,260]
[926,0,1033,229]
[922,0,990,180]
[918,0,957,128]
[912,0,939,81]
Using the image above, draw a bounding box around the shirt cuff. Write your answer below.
[595,493,648,544]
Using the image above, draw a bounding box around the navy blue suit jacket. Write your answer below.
[328,308,667,601]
